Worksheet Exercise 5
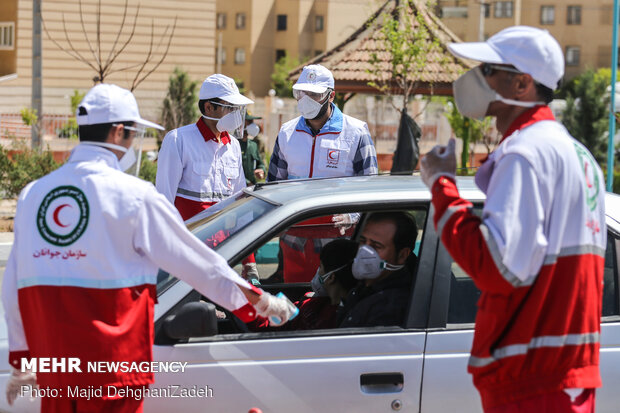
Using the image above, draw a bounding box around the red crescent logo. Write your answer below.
[53,204,71,228]
[328,150,338,160]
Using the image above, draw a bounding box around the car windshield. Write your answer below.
[156,191,277,295]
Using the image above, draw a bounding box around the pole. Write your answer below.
[608,0,619,192]
[514,0,521,25]
[32,0,42,149]
[216,32,223,74]
[478,1,485,42]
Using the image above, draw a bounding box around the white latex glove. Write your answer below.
[420,138,457,188]
[6,368,36,406]
[254,292,298,326]
[332,213,359,235]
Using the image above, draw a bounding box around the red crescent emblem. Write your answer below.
[328,150,338,160]
[53,204,71,228]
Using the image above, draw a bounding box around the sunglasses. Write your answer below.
[480,63,523,77]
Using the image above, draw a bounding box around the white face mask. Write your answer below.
[297,94,329,120]
[80,141,138,173]
[310,263,348,296]
[453,66,545,120]
[246,122,260,138]
[352,245,404,280]
[203,110,243,134]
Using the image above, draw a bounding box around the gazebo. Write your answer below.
[289,0,474,96]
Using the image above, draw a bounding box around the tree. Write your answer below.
[561,68,610,163]
[160,68,199,143]
[271,55,301,97]
[366,0,451,172]
[43,0,176,91]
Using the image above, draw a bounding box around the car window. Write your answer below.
[446,227,620,325]
[156,192,277,296]
[231,209,427,331]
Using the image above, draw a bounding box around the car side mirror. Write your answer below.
[163,301,218,339]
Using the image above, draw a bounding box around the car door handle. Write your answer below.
[360,372,404,394]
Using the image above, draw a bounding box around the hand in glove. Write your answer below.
[420,138,457,188]
[332,213,359,236]
[6,368,36,406]
[254,292,298,326]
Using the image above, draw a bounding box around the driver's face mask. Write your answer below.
[310,263,348,296]
[80,124,145,175]
[351,245,404,280]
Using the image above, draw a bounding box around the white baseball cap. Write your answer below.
[448,26,564,90]
[76,83,164,130]
[199,74,254,105]
[293,64,335,93]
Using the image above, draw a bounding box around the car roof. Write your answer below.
[250,175,486,205]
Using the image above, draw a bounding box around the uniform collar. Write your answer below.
[68,143,122,170]
[502,105,555,142]
[295,103,343,136]
[196,118,231,144]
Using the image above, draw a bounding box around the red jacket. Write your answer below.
[431,106,607,409]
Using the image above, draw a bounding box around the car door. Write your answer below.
[147,203,438,413]
[421,211,620,412]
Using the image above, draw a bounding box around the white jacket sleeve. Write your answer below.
[155,130,184,204]
[482,153,548,285]
[1,213,29,366]
[133,188,254,313]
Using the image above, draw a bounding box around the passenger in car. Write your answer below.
[338,212,417,328]
[249,238,358,331]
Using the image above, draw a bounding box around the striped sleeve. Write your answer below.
[353,124,378,176]
[431,155,547,294]
[267,138,289,182]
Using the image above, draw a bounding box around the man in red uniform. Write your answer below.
[2,84,295,412]
[421,26,606,412]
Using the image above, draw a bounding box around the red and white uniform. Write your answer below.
[430,106,606,410]
[1,144,259,391]
[156,119,245,220]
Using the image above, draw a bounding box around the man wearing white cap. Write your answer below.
[156,74,252,221]
[267,64,378,283]
[2,83,296,412]
[420,27,606,412]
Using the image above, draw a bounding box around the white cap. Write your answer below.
[199,74,254,105]
[76,83,164,130]
[448,26,564,90]
[293,64,335,93]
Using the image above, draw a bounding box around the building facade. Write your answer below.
[0,0,216,121]
[215,0,373,96]
[438,0,614,79]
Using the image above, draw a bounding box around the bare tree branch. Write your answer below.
[96,0,102,75]
[131,16,177,91]
[78,0,101,69]
[102,0,131,69]
[42,13,100,72]
[101,3,140,78]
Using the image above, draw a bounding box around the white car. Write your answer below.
[1,175,619,412]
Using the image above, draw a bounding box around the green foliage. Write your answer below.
[139,152,157,184]
[20,108,38,127]
[561,68,611,164]
[160,67,199,141]
[366,0,448,107]
[0,140,61,198]
[271,55,301,98]
[442,98,492,169]
[234,78,247,95]
[57,118,79,140]
[70,90,86,114]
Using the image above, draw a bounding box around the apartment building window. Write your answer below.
[235,48,246,65]
[315,15,324,32]
[540,6,555,24]
[275,49,286,62]
[216,47,227,65]
[217,13,226,29]
[567,6,581,25]
[236,13,246,29]
[277,14,287,31]
[566,46,580,66]
[0,22,14,50]
[483,4,491,18]
[494,1,513,18]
